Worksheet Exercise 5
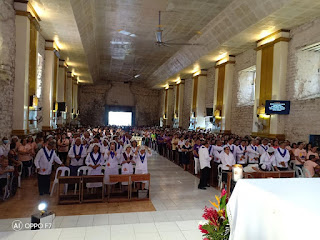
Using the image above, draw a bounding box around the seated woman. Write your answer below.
[220,146,235,187]
[0,158,14,198]
[104,141,120,186]
[181,140,192,171]
[121,145,135,186]
[85,143,104,188]
[134,146,152,190]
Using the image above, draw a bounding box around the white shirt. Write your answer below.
[274,147,290,168]
[210,145,224,163]
[178,140,185,152]
[220,152,236,171]
[235,145,248,164]
[34,147,62,175]
[199,146,211,169]
[260,152,276,171]
[258,144,269,156]
[0,143,10,157]
[135,152,152,173]
[85,152,105,167]
[104,150,120,169]
[227,143,237,159]
[247,145,260,164]
[68,144,87,166]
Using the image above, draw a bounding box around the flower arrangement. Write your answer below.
[199,189,230,240]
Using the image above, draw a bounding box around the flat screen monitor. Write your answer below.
[265,100,290,115]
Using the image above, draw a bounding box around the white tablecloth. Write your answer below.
[227,178,320,240]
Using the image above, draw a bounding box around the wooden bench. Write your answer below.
[81,175,104,203]
[58,176,82,204]
[108,174,131,202]
[131,173,151,200]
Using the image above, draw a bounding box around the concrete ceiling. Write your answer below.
[30,0,320,87]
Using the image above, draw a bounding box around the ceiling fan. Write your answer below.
[119,57,141,80]
[155,11,200,47]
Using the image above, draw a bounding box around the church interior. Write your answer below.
[1,0,320,239]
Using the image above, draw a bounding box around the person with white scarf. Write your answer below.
[121,144,135,185]
[104,141,120,185]
[68,137,87,176]
[85,143,104,188]
[134,146,152,190]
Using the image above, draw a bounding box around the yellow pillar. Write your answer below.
[66,72,73,123]
[12,2,40,136]
[252,30,290,140]
[173,80,185,128]
[42,40,59,131]
[166,85,174,127]
[213,57,235,133]
[191,70,207,129]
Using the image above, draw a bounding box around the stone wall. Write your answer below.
[231,49,256,136]
[0,0,15,138]
[285,17,320,142]
[79,83,160,127]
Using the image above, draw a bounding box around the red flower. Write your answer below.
[198,224,209,234]
[202,207,218,221]
[221,189,226,197]
[203,238,209,240]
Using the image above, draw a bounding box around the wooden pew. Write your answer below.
[58,176,82,204]
[108,174,131,202]
[131,173,151,200]
[81,175,104,203]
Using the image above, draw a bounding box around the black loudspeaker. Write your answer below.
[58,102,66,112]
[206,108,213,116]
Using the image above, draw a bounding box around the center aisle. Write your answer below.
[0,151,218,240]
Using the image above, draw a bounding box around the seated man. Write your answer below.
[304,159,320,178]
[0,158,14,197]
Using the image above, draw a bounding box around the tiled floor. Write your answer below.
[0,151,218,239]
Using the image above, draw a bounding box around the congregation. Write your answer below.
[1,126,319,199]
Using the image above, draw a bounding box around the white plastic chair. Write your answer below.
[217,164,223,190]
[302,167,312,178]
[2,173,10,200]
[74,166,91,194]
[17,163,23,188]
[289,160,296,171]
[50,166,70,196]
[295,167,304,178]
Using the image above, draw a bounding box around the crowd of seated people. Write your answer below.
[0,127,153,198]
[145,128,320,189]
[0,126,320,197]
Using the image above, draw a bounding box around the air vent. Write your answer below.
[301,42,320,52]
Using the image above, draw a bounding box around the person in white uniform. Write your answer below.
[211,140,224,164]
[130,140,138,155]
[85,143,104,188]
[68,137,87,176]
[247,140,260,164]
[226,138,236,160]
[235,140,248,166]
[34,140,63,195]
[274,142,290,171]
[198,141,213,190]
[104,141,120,186]
[258,138,269,156]
[259,147,278,171]
[220,146,236,186]
[134,146,152,190]
[121,144,135,185]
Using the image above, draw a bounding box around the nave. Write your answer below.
[0,150,218,240]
